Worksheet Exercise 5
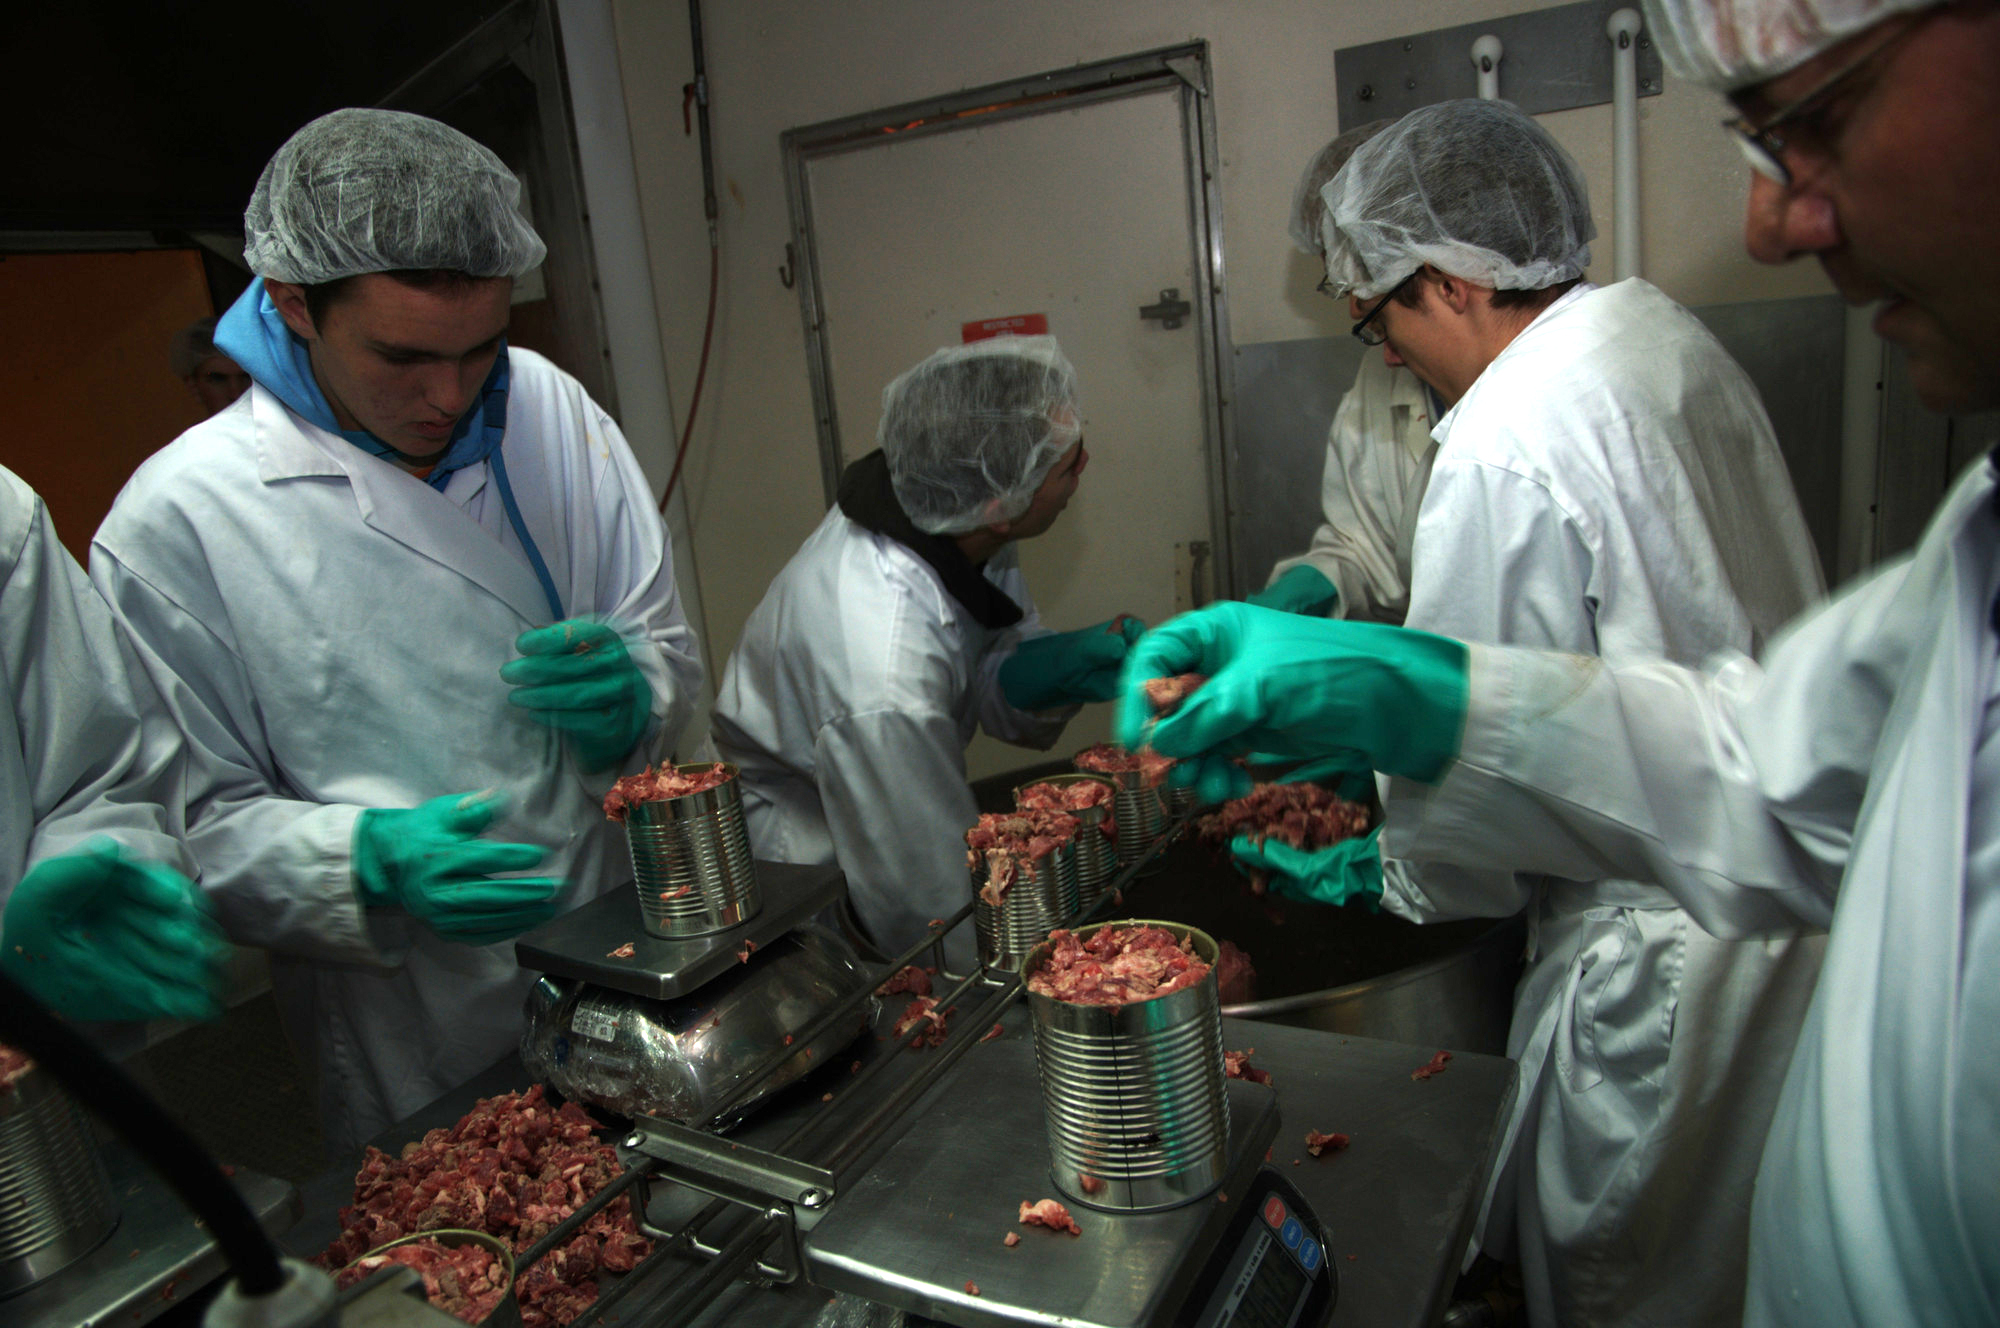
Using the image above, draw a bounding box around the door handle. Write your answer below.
[1139,288,1193,330]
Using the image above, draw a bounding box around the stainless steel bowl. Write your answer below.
[521,924,876,1126]
[1012,774,1118,915]
[626,762,759,939]
[1024,920,1228,1213]
[0,1060,118,1299]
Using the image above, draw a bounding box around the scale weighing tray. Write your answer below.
[513,859,846,999]
[804,1036,1284,1328]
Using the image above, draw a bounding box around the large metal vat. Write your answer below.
[973,763,1525,1056]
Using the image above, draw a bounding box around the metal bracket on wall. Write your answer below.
[1140,288,1193,330]
[1335,0,1662,133]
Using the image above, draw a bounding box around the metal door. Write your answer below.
[782,45,1236,776]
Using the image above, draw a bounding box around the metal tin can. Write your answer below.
[626,763,760,939]
[1012,773,1118,914]
[1084,763,1170,876]
[0,1061,118,1298]
[1023,920,1228,1212]
[971,841,1076,972]
[1165,783,1198,838]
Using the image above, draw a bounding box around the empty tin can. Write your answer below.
[0,1057,118,1298]
[1024,920,1228,1212]
[971,840,1076,972]
[1013,773,1117,914]
[626,763,760,939]
[1084,763,1170,876]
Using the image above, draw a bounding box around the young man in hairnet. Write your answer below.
[1123,1,2000,1320]
[91,109,703,1154]
[713,337,1135,969]
[1162,100,1829,1327]
[1246,119,1442,626]
[0,464,227,1027]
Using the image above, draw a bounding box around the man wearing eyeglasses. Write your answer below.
[1291,98,1827,1326]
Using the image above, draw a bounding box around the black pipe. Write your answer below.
[0,968,286,1295]
[688,0,718,235]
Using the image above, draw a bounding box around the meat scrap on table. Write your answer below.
[874,964,932,998]
[1412,1050,1452,1081]
[313,1086,649,1328]
[891,996,954,1049]
[1019,1198,1082,1235]
[602,763,732,821]
[1223,1048,1272,1086]
[735,939,758,964]
[605,942,636,960]
[1003,1231,1021,1247]
[1304,1130,1350,1157]
[1028,925,1209,1009]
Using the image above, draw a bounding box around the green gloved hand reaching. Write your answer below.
[0,840,228,1022]
[501,619,655,771]
[1245,564,1340,617]
[1000,614,1146,711]
[353,790,564,946]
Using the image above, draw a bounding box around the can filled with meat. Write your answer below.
[609,762,760,939]
[1012,774,1117,914]
[1023,921,1229,1212]
[1073,745,1172,876]
[0,1047,118,1296]
[968,811,1080,971]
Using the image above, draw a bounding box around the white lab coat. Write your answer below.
[1385,451,2000,1327]
[1265,354,1438,623]
[0,466,189,888]
[711,507,1069,969]
[1381,281,1828,1326]
[91,350,701,1154]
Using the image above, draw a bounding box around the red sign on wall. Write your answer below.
[960,313,1049,343]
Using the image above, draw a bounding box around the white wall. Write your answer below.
[608,0,1834,669]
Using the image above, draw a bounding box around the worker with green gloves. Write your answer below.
[1000,615,1147,710]
[501,621,657,771]
[352,791,564,946]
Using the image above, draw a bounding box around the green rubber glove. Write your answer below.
[0,840,227,1022]
[501,620,654,771]
[353,791,564,945]
[1119,602,1469,796]
[1232,828,1385,909]
[1000,615,1146,711]
[1246,564,1340,617]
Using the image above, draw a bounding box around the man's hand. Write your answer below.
[353,790,564,945]
[0,841,228,1022]
[501,619,653,770]
[1245,564,1340,617]
[1232,830,1384,908]
[999,615,1147,711]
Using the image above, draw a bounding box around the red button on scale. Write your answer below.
[1263,1196,1288,1229]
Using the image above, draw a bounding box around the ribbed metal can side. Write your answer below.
[0,1067,119,1296]
[1024,921,1228,1212]
[626,763,760,939]
[1012,774,1116,916]
[970,841,1073,972]
[1101,769,1169,875]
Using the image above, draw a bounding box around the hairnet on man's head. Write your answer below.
[1289,120,1397,256]
[1641,0,1940,90]
[1318,100,1595,300]
[243,108,547,285]
[169,317,221,378]
[880,335,1082,536]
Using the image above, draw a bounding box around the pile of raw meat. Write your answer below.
[315,1086,650,1328]
[1016,778,1114,818]
[965,810,1080,905]
[1027,925,1211,1007]
[1197,782,1372,853]
[1073,743,1176,787]
[0,1043,33,1093]
[602,764,733,822]
[332,1237,509,1324]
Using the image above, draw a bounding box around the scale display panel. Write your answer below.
[1185,1171,1334,1328]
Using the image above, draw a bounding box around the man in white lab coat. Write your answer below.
[1125,2,2000,1319]
[713,337,1133,968]
[1218,101,1829,1326]
[0,465,226,1026]
[1249,120,1441,625]
[93,110,702,1154]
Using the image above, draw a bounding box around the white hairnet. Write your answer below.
[169,317,221,378]
[1288,120,1397,256]
[880,335,1082,536]
[1641,0,1940,91]
[243,108,546,284]
[1318,100,1595,300]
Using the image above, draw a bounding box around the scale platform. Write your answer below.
[804,1036,1285,1328]
[513,860,846,999]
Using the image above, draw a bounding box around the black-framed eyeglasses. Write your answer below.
[1350,270,1418,347]
[1722,15,1923,187]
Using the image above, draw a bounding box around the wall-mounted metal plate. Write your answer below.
[1335,0,1662,133]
